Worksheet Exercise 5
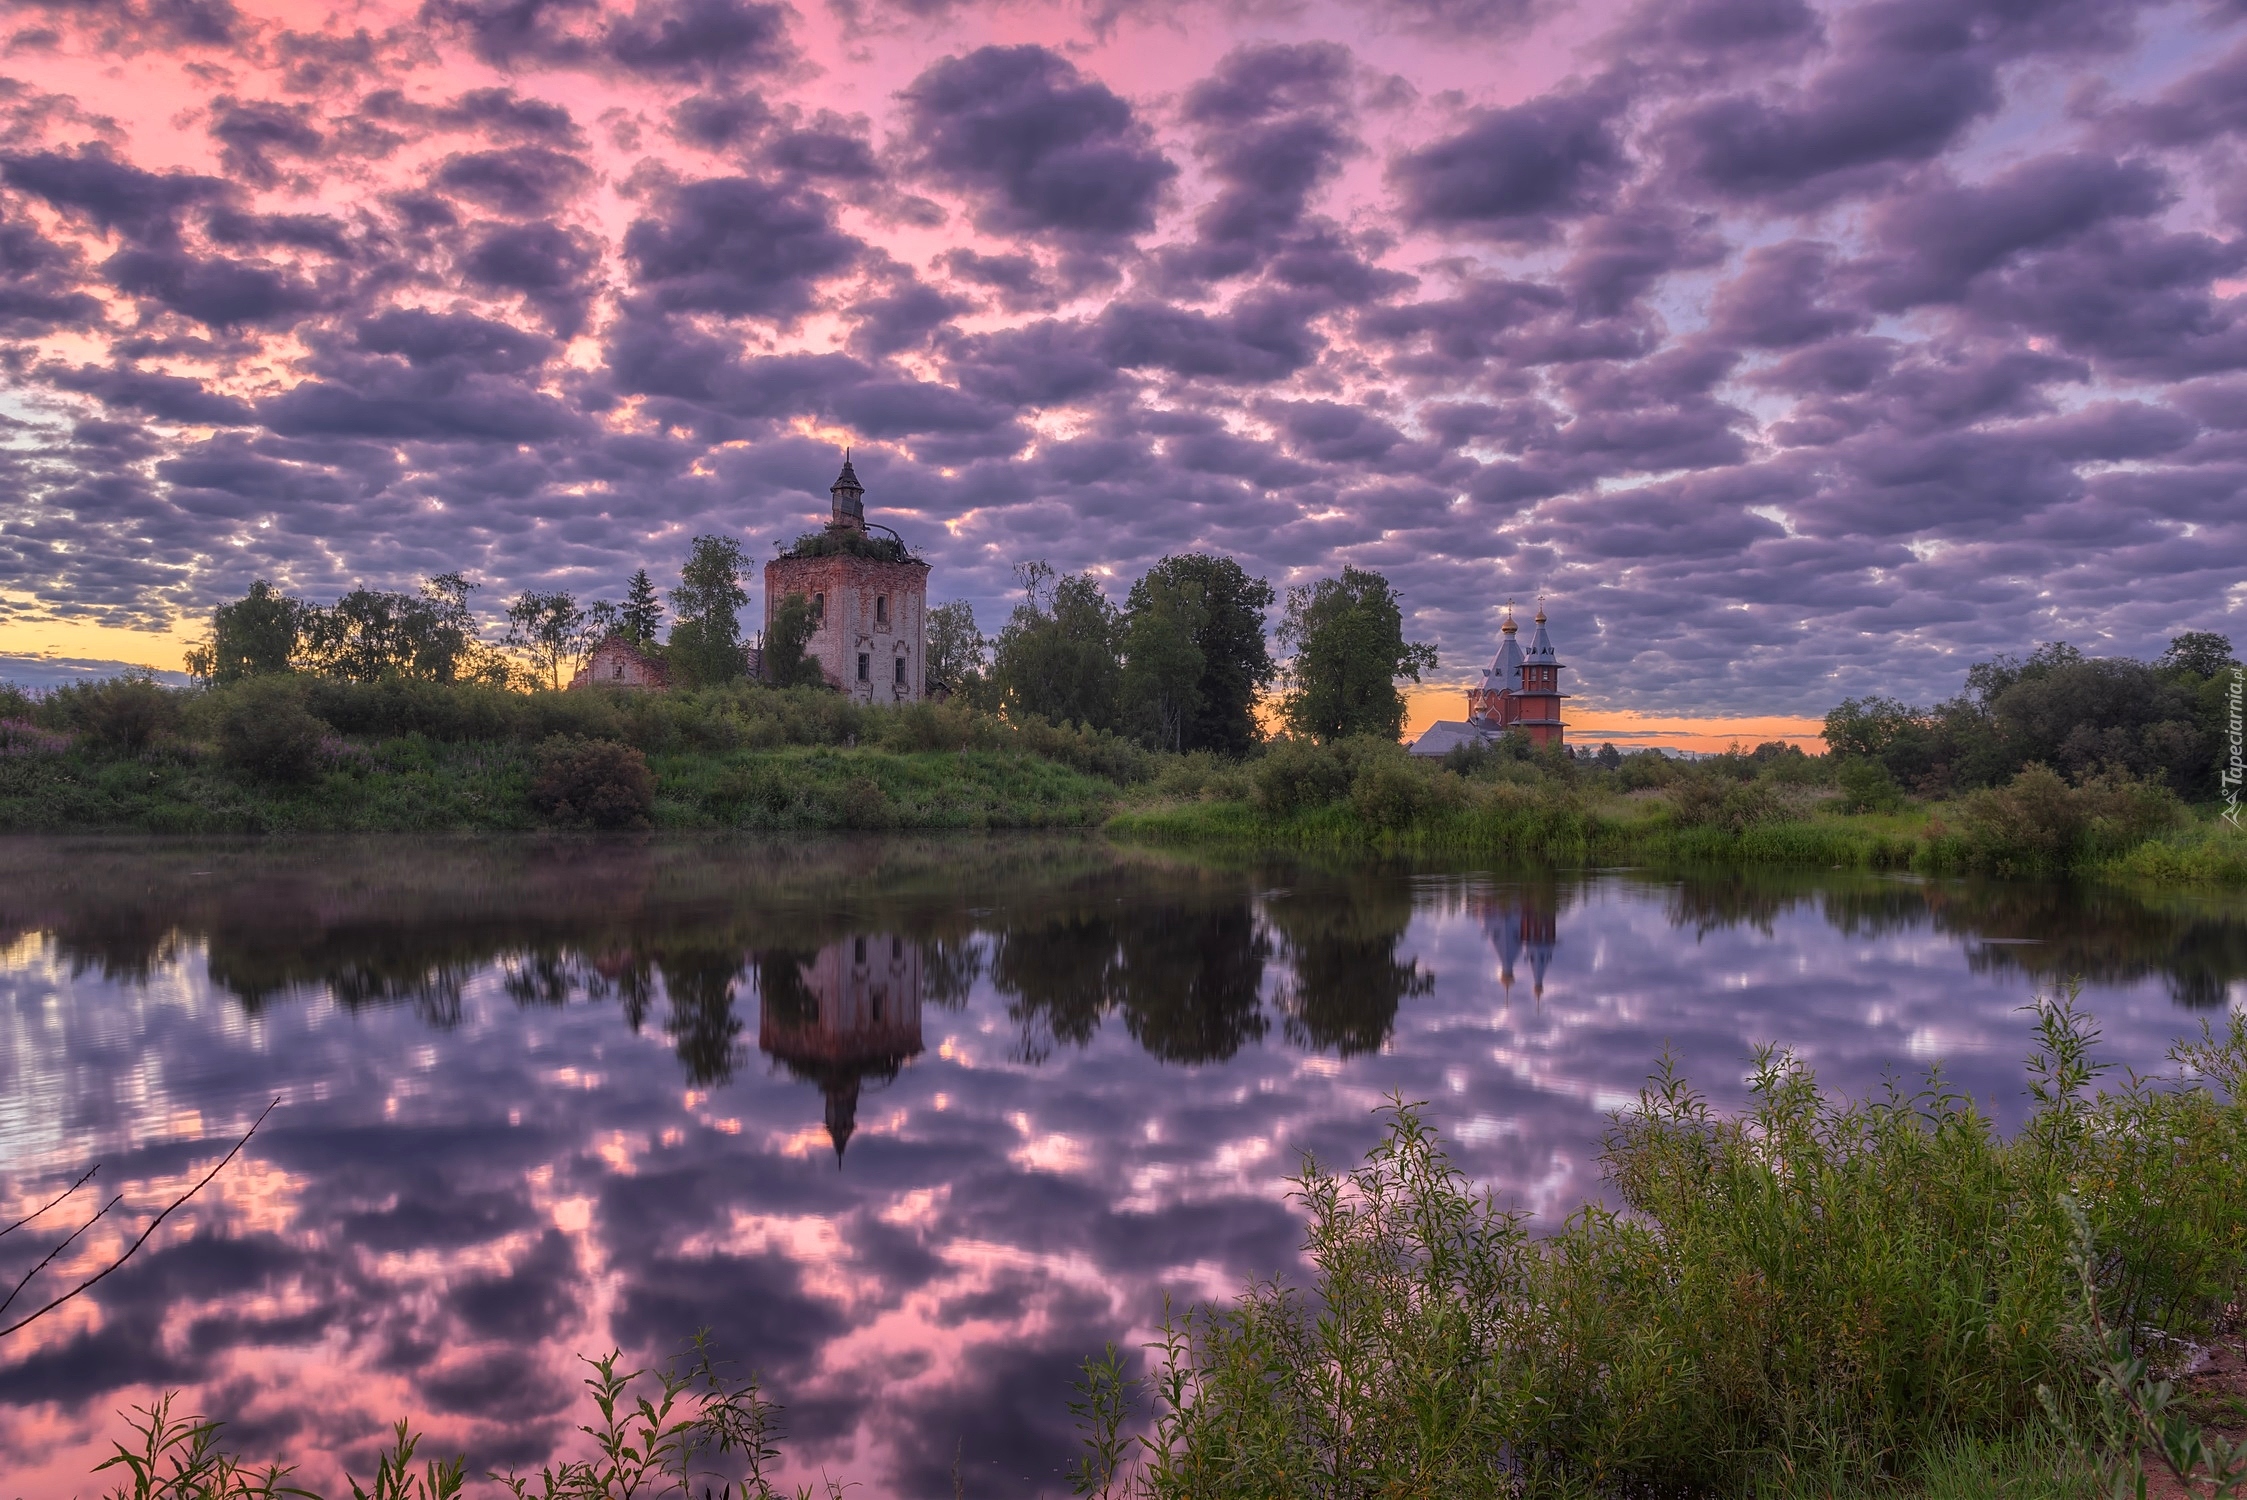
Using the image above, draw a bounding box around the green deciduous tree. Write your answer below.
[1277,566,1437,743]
[298,573,489,684]
[1824,632,2228,799]
[185,580,304,684]
[992,561,1121,730]
[1120,554,1276,756]
[762,593,826,688]
[504,589,586,691]
[2162,631,2236,680]
[926,600,986,686]
[668,536,749,688]
[1119,568,1208,753]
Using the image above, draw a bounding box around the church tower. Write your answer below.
[1513,605,1568,748]
[763,453,930,704]
[829,452,866,533]
[1409,600,1569,756]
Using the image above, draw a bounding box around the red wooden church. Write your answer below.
[1409,603,1569,757]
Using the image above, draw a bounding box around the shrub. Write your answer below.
[530,737,655,829]
[1614,749,1681,790]
[1350,755,1456,831]
[835,773,895,829]
[878,699,985,754]
[1837,755,1904,812]
[0,718,72,756]
[213,677,330,782]
[710,762,794,822]
[1958,764,2183,875]
[1253,737,1351,816]
[1149,750,1254,802]
[1081,996,2247,1497]
[1668,774,1785,834]
[1440,737,1493,776]
[56,676,180,753]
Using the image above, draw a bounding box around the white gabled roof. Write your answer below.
[1408,720,1488,757]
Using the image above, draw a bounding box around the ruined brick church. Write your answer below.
[762,456,930,703]
[1409,603,1568,757]
[569,455,932,699]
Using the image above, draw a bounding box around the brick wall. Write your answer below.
[762,552,929,703]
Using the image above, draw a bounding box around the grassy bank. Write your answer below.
[0,737,1118,833]
[3,675,2239,883]
[81,998,2247,1498]
[1109,735,2247,885]
[0,677,1137,833]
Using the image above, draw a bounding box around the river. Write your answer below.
[0,835,2240,1497]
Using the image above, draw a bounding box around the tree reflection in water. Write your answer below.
[1,837,2243,1499]
[0,840,2239,1143]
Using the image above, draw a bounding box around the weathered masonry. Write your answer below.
[762,456,931,704]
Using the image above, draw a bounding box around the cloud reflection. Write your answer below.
[0,837,2241,1498]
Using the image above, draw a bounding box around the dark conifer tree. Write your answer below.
[621,569,664,644]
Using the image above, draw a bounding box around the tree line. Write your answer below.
[185,543,1444,756]
[1823,632,2236,800]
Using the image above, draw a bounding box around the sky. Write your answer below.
[0,0,2240,731]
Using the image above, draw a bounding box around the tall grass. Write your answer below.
[91,1337,824,1500]
[0,675,1157,833]
[1073,991,2247,1497]
[1111,740,2242,884]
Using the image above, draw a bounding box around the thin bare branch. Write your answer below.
[0,1163,98,1242]
[0,1191,122,1323]
[0,1097,279,1341]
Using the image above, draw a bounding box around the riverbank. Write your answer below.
[4,739,2237,884]
[1107,786,2247,885]
[0,739,1119,833]
[2,676,2237,882]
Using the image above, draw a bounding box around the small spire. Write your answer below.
[1501,599,1518,634]
[829,448,866,532]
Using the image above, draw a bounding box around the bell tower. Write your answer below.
[829,451,866,533]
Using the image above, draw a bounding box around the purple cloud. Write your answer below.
[0,0,2237,718]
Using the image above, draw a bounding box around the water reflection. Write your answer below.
[1477,885,1558,999]
[0,836,2241,1500]
[761,937,926,1158]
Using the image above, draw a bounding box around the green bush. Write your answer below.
[1668,772,1778,831]
[51,676,181,753]
[1350,755,1458,831]
[529,737,656,829]
[1149,750,1255,802]
[1253,737,1352,815]
[1958,764,2183,875]
[212,677,330,782]
[1078,996,2247,1497]
[1837,756,1905,812]
[1614,748,1681,790]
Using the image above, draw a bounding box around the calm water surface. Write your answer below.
[1,836,2242,1498]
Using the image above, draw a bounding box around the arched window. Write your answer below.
[876,595,888,626]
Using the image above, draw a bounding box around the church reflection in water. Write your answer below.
[1477,885,1559,998]
[757,934,924,1160]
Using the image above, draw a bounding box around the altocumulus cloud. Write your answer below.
[0,0,2240,711]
